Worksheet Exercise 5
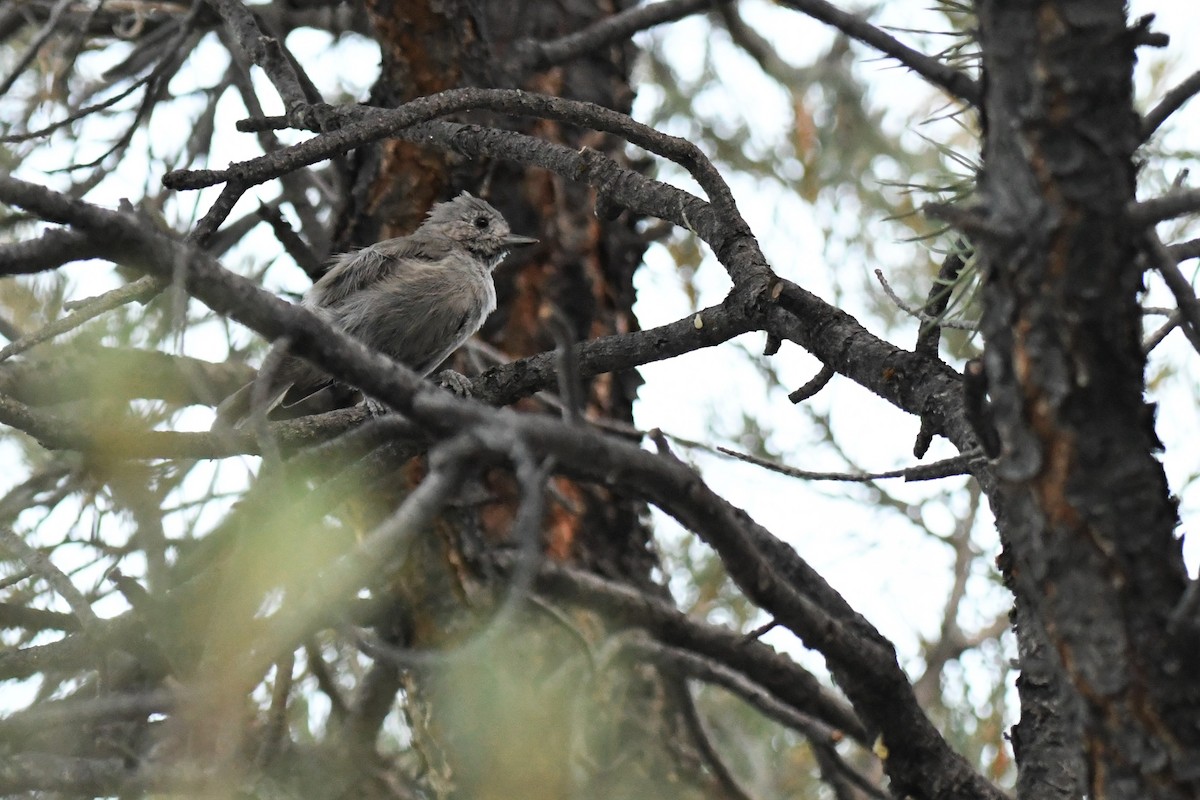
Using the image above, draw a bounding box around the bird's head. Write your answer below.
[420,191,538,268]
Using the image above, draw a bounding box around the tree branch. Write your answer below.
[516,0,732,70]
[1144,229,1200,354]
[777,0,980,104]
[0,347,251,408]
[1129,187,1200,226]
[0,276,164,364]
[1141,68,1200,139]
[526,557,866,742]
[205,0,313,113]
[0,228,104,274]
[0,176,1002,800]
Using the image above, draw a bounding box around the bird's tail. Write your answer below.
[211,339,298,430]
[212,378,294,430]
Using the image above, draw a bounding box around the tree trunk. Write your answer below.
[333,2,703,797]
[974,3,1200,798]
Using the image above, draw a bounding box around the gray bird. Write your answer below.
[217,192,537,424]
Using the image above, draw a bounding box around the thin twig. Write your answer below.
[788,363,836,404]
[915,245,970,357]
[1129,187,1200,227]
[1144,229,1200,355]
[526,595,597,670]
[52,14,204,174]
[628,637,846,747]
[206,0,311,112]
[716,446,984,483]
[812,739,891,800]
[219,28,329,259]
[518,0,731,70]
[738,619,778,644]
[0,0,72,98]
[256,202,321,273]
[255,650,296,768]
[0,276,164,363]
[0,688,179,733]
[1167,579,1200,636]
[0,526,100,635]
[305,640,349,722]
[719,1,806,86]
[525,557,867,742]
[1142,69,1200,140]
[0,69,157,144]
[1143,310,1180,354]
[873,269,978,331]
[672,677,757,800]
[777,0,980,104]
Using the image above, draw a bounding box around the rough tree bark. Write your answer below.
[331,3,693,799]
[975,2,1200,799]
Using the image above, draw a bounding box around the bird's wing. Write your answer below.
[376,234,456,264]
[306,235,455,311]
[334,263,487,376]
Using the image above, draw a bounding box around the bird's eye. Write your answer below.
[473,216,490,229]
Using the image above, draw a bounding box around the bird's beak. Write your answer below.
[504,234,539,247]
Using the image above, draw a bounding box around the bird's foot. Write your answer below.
[363,397,391,417]
[435,369,474,397]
